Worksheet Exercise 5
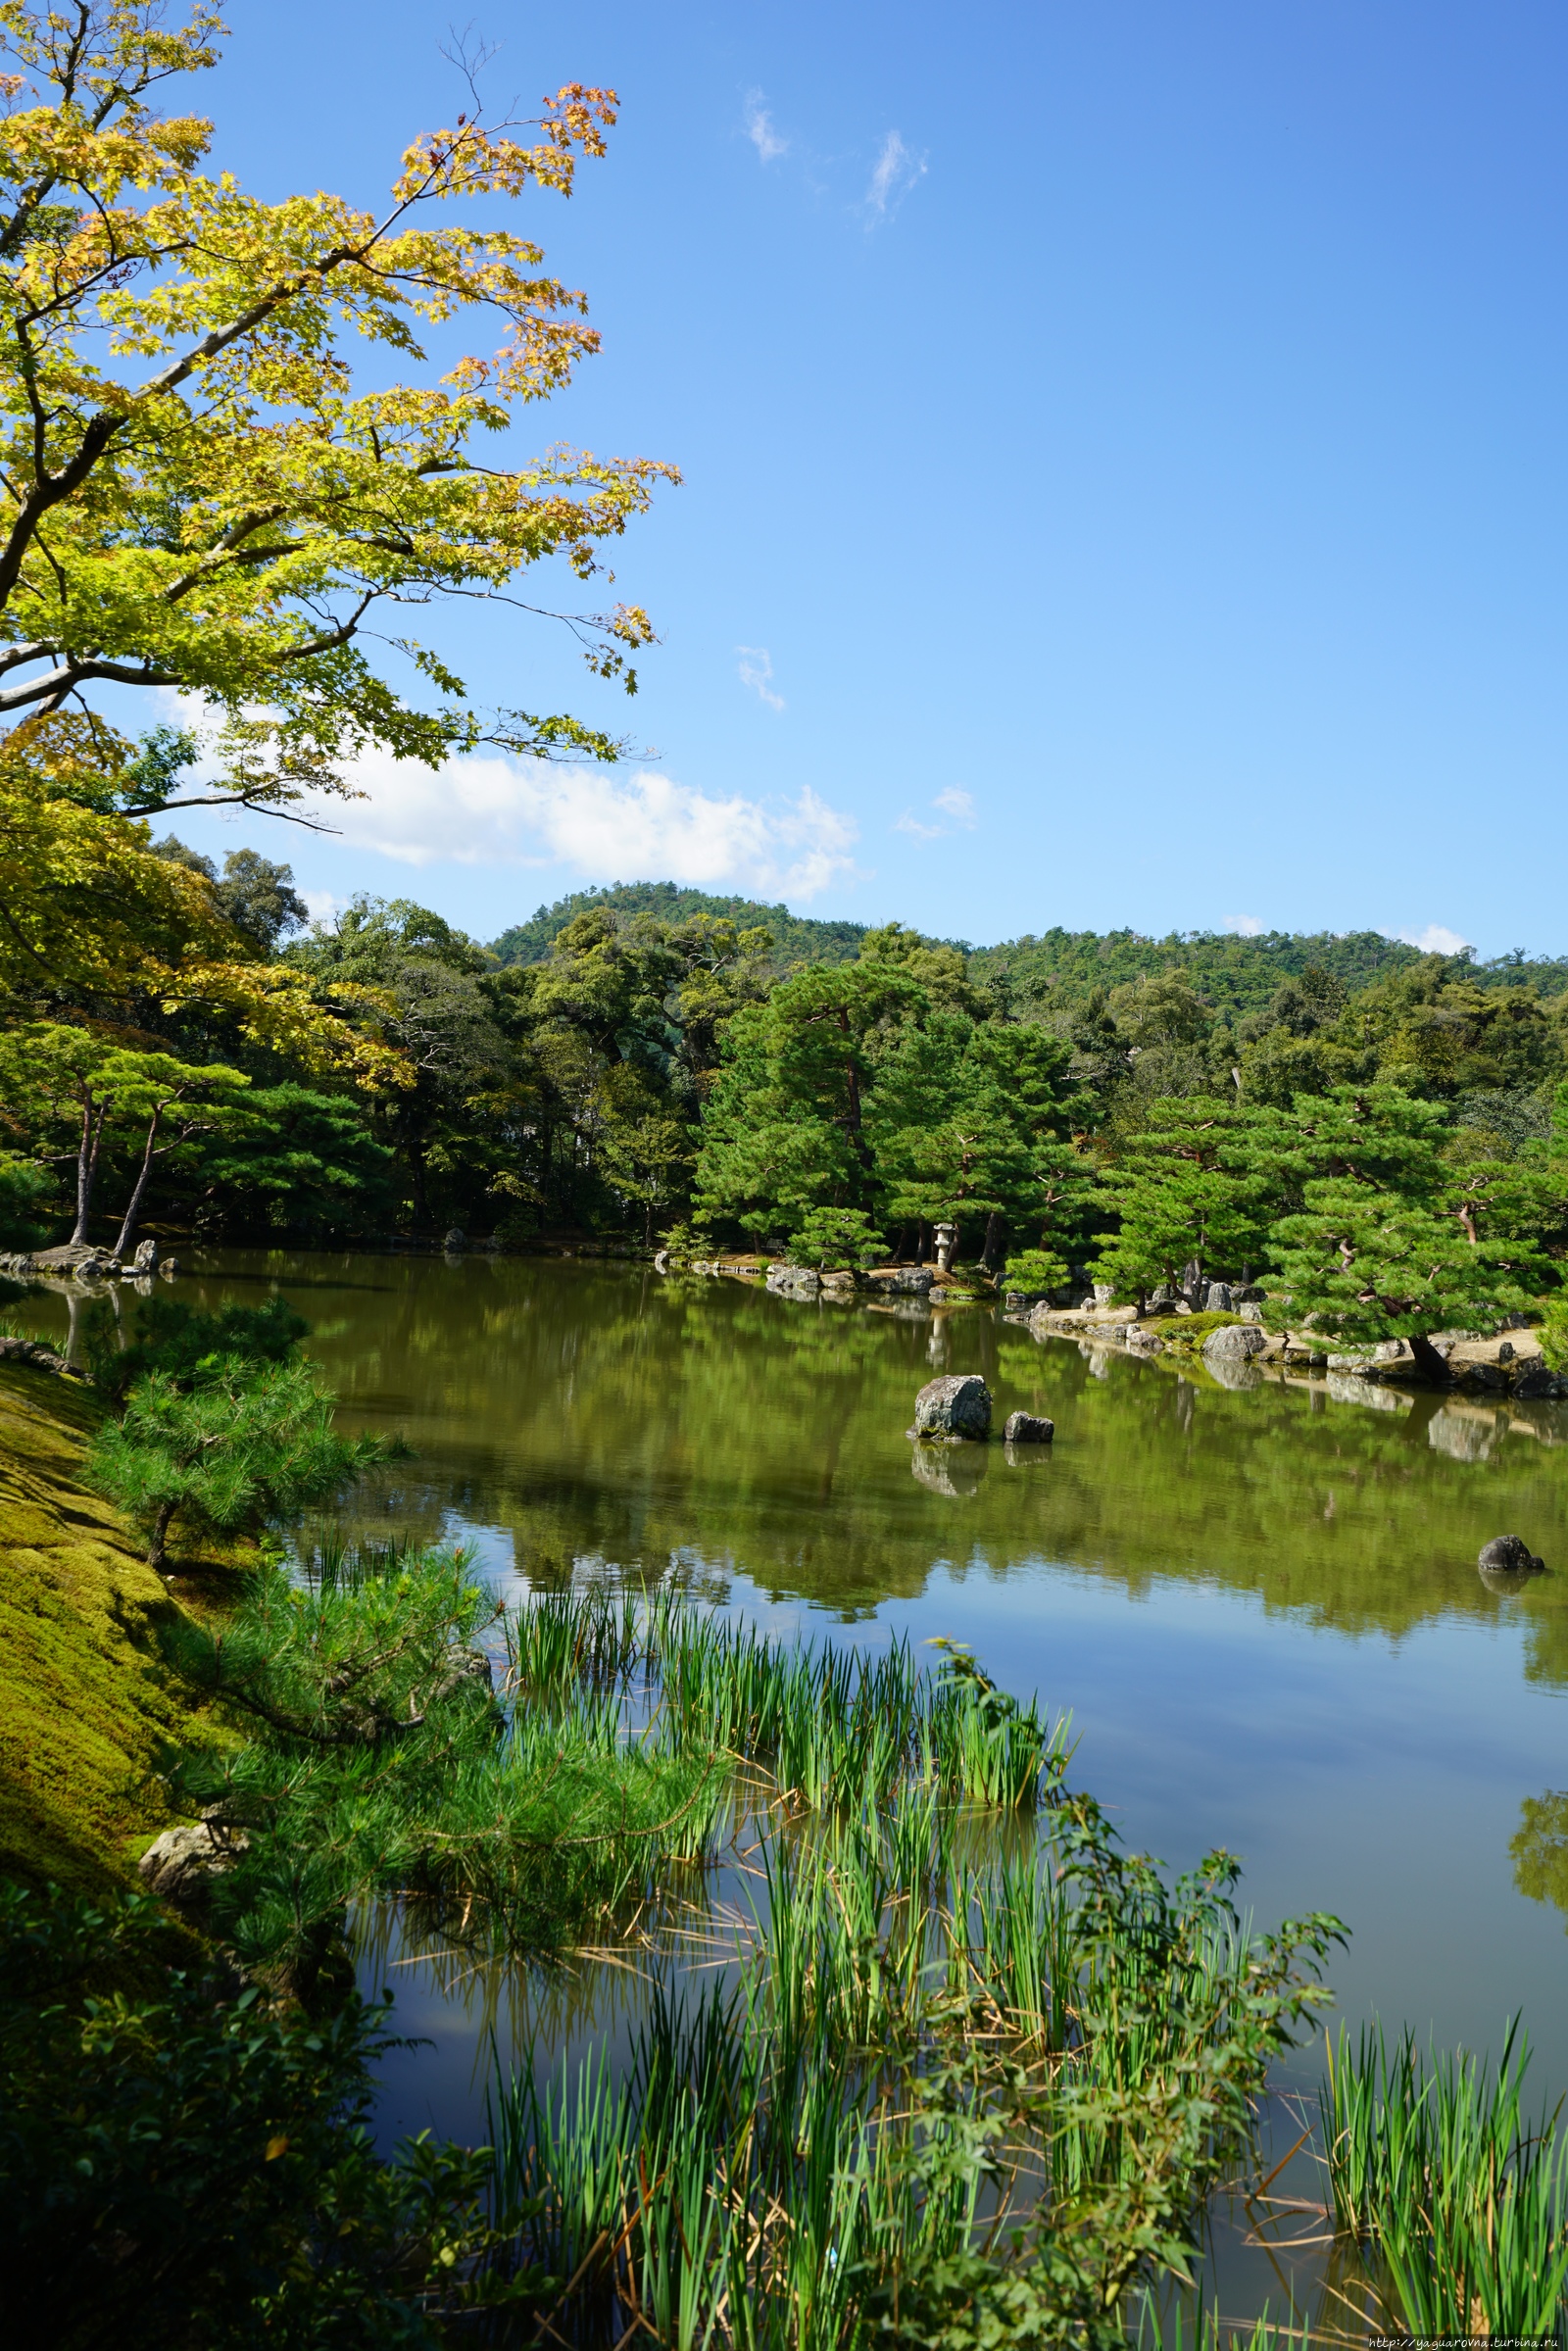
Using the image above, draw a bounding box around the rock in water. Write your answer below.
[130,1238,159,1273]
[1003,1410,1054,1444]
[910,1374,992,1440]
[766,1264,821,1300]
[1478,1534,1545,1576]
[1201,1322,1268,1366]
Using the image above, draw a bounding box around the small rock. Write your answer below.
[1092,1282,1114,1307]
[1003,1409,1054,1444]
[653,1248,671,1273]
[1239,1302,1264,1324]
[158,1255,180,1279]
[1478,1535,1545,1577]
[1203,1282,1233,1313]
[1148,1284,1179,1311]
[444,1227,466,1249]
[909,1373,992,1441]
[1173,1298,1193,1315]
[1497,1341,1515,1363]
[138,1819,247,1908]
[130,1238,160,1273]
[1201,1322,1268,1365]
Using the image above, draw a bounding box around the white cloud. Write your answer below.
[1222,914,1263,937]
[743,91,788,163]
[736,646,785,711]
[1396,923,1472,956]
[303,888,344,927]
[866,130,927,222]
[895,785,976,843]
[317,751,858,901]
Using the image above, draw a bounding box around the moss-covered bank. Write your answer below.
[0,1361,205,1890]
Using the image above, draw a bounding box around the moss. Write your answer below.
[1142,1310,1247,1351]
[0,1362,211,1892]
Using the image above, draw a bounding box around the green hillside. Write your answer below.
[488,882,870,971]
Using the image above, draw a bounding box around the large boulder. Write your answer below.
[1003,1409,1054,1445]
[909,1374,992,1441]
[129,1238,160,1273]
[766,1264,821,1301]
[1478,1534,1545,1577]
[867,1265,935,1298]
[1200,1322,1267,1367]
[1202,1281,1233,1312]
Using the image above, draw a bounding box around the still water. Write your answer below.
[20,1250,1568,2152]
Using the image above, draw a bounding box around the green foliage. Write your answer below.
[489,880,872,973]
[162,1548,725,1984]
[0,1878,542,2350]
[1321,2016,1568,2333]
[788,1205,885,1269]
[1003,1247,1070,1295]
[0,1151,52,1249]
[87,1294,310,1402]
[1510,1789,1568,1924]
[82,1358,394,1568]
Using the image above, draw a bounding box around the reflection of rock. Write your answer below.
[1003,1410,1054,1445]
[909,1442,989,1498]
[1004,1440,1054,1468]
[1479,1534,1545,1577]
[909,1374,992,1440]
[1327,1373,1409,1413]
[1427,1406,1496,1462]
[1204,1355,1264,1393]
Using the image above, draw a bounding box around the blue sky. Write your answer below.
[150,1,1567,955]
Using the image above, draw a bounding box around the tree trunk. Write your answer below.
[980,1211,1004,1273]
[71,1093,107,1245]
[407,1131,429,1229]
[112,1103,164,1259]
[147,1496,178,1572]
[1407,1332,1452,1386]
[916,1219,932,1264]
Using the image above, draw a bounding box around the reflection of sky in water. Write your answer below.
[12,1251,1568,2137]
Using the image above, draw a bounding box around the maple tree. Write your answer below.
[0,0,673,816]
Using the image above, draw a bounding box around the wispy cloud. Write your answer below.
[736,646,785,712]
[743,90,788,163]
[311,751,857,901]
[895,786,976,843]
[865,130,926,222]
[303,888,344,927]
[1396,922,1472,956]
[1222,914,1263,937]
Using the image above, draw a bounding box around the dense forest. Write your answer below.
[9,818,1568,1357]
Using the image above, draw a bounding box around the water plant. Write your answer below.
[1322,2014,1568,2333]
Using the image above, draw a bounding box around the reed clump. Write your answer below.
[1322,2015,1568,2333]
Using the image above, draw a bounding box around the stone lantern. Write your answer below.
[934,1221,957,1272]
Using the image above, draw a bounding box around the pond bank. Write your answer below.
[0,1361,207,1890]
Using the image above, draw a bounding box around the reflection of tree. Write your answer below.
[1511,1792,1568,1928]
[22,1253,1568,1668]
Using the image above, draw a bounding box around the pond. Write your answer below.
[17,1249,1568,2302]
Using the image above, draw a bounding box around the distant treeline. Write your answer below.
[8,859,1568,1352]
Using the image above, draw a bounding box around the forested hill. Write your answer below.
[489,893,1568,1009]
[489,883,870,970]
[969,927,1427,1017]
